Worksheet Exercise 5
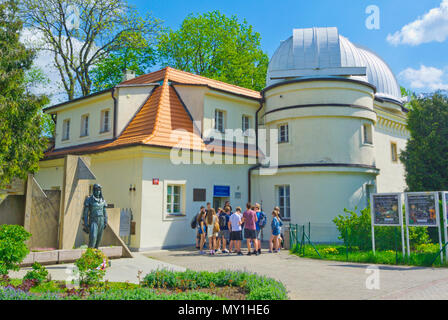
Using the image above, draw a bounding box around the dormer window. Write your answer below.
[100,109,110,133]
[62,119,70,141]
[80,114,89,137]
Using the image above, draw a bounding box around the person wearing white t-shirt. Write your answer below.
[228,207,243,255]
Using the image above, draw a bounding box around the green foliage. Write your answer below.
[0,225,31,275]
[333,206,429,251]
[143,269,288,300]
[400,92,448,191]
[88,288,222,300]
[0,0,49,187]
[23,262,48,284]
[158,10,269,91]
[292,243,445,267]
[20,0,162,99]
[91,31,160,92]
[75,249,108,285]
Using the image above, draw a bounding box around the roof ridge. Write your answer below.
[143,68,170,144]
[166,67,260,94]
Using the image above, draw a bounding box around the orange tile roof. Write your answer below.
[44,67,258,159]
[121,67,261,100]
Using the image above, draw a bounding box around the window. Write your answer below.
[166,185,182,215]
[277,185,290,219]
[80,114,89,137]
[214,110,225,133]
[278,124,289,143]
[242,115,250,133]
[363,124,373,145]
[100,109,110,133]
[193,188,206,202]
[391,142,398,162]
[62,119,70,141]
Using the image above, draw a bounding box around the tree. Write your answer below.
[157,11,269,91]
[400,92,448,191]
[90,39,157,92]
[20,0,162,100]
[0,0,49,187]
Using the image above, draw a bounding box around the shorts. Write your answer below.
[198,226,206,235]
[230,231,242,241]
[256,229,262,240]
[218,229,230,239]
[244,229,256,240]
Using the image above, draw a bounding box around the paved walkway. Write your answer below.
[10,253,185,284]
[10,248,448,299]
[144,247,448,300]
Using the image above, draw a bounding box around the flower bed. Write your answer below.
[0,269,288,300]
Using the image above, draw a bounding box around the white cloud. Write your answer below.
[398,65,448,91]
[387,0,448,46]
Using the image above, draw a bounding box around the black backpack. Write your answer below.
[191,215,198,229]
[218,214,227,229]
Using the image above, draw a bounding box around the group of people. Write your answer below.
[191,201,284,255]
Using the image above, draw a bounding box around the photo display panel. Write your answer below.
[371,194,401,226]
[406,193,438,226]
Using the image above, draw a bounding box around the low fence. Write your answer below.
[286,222,446,266]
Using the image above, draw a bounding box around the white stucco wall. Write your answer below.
[52,93,114,149]
[116,85,155,136]
[139,152,252,250]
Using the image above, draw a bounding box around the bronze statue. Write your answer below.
[82,184,108,248]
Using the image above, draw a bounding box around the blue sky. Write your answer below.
[130,0,448,93]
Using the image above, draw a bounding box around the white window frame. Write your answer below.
[100,109,110,133]
[276,185,291,220]
[362,123,373,145]
[163,180,186,219]
[62,119,70,141]
[278,123,289,143]
[214,109,225,133]
[391,142,398,162]
[242,115,250,135]
[80,114,89,137]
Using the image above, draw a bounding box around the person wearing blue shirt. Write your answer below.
[270,210,281,253]
[254,203,267,255]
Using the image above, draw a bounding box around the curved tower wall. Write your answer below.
[253,79,379,238]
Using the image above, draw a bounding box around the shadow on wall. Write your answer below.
[0,195,25,225]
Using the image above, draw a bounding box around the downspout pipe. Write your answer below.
[248,94,264,202]
[111,87,118,139]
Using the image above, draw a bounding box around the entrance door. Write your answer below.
[213,197,230,211]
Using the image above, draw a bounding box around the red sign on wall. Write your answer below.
[152,178,159,185]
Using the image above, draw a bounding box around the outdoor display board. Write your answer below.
[371,194,401,226]
[441,192,448,260]
[404,192,442,259]
[370,193,405,257]
[405,193,438,226]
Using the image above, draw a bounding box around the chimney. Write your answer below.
[122,69,136,81]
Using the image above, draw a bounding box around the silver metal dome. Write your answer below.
[267,27,402,104]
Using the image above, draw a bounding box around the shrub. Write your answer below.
[88,288,223,300]
[321,247,339,255]
[333,206,430,251]
[143,269,288,300]
[75,248,108,285]
[23,262,48,285]
[0,225,31,275]
[415,243,439,254]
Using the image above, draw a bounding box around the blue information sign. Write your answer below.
[213,185,230,197]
